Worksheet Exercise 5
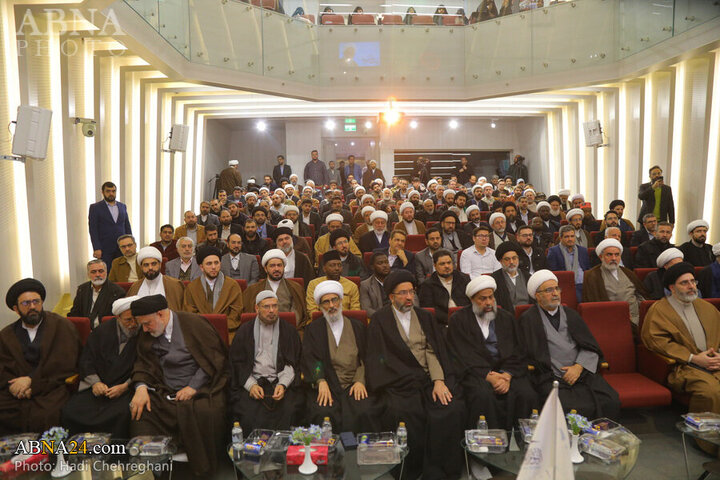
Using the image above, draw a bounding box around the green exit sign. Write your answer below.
[344,124,357,132]
[344,118,356,124]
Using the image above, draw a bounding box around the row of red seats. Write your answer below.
[318,13,464,26]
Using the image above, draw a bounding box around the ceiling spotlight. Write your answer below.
[350,141,355,146]
[490,121,496,129]
[370,140,376,147]
[409,120,418,129]
[325,119,336,130]
[334,143,338,147]
[449,119,458,129]
[364,120,372,129]
[256,120,266,131]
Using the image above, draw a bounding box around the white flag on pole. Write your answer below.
[517,381,574,480]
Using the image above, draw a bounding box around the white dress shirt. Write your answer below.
[459,246,501,279]
[393,306,412,338]
[22,321,42,342]
[328,317,344,346]
[284,250,296,278]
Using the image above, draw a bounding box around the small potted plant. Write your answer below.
[41,427,70,477]
[290,426,322,474]
[566,412,591,464]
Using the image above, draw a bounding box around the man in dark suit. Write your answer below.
[516,225,548,275]
[635,221,675,268]
[221,234,260,284]
[491,243,533,314]
[502,202,526,235]
[439,210,473,252]
[547,225,591,302]
[300,199,322,237]
[272,155,292,186]
[535,203,561,234]
[218,210,244,242]
[359,252,391,317]
[68,259,126,328]
[197,201,220,227]
[631,213,657,246]
[251,207,276,239]
[88,181,133,276]
[359,211,390,253]
[637,165,675,223]
[373,230,416,274]
[419,249,471,326]
[530,217,555,251]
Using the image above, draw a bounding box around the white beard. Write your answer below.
[472,304,497,321]
[676,291,698,303]
[91,278,105,287]
[323,310,343,324]
[504,266,518,275]
[550,208,562,216]
[602,262,619,272]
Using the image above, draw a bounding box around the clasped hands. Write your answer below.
[249,383,285,401]
[8,376,32,399]
[692,348,720,371]
[485,371,511,394]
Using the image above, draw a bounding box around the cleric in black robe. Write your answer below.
[129,295,228,476]
[517,270,620,419]
[302,280,383,433]
[678,220,714,267]
[62,296,139,437]
[366,270,466,480]
[447,276,537,430]
[229,290,303,435]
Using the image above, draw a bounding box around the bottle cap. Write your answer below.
[324,417,330,422]
[532,409,538,413]
[399,422,405,427]
[480,415,486,420]
[234,421,240,427]
[570,409,577,414]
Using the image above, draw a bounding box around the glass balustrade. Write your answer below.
[122,0,720,86]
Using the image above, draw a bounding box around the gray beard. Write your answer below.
[504,266,518,275]
[323,310,343,324]
[472,304,497,321]
[280,244,293,254]
[118,321,138,338]
[602,262,619,272]
[676,291,698,303]
[550,208,561,216]
[91,278,105,287]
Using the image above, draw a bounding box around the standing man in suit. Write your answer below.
[218,159,243,196]
[88,181,133,276]
[638,165,675,224]
[360,252,391,317]
[547,225,591,302]
[273,155,291,186]
[68,259,126,328]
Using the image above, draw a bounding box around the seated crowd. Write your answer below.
[3,156,720,478]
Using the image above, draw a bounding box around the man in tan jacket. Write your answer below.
[174,211,206,245]
[108,235,143,283]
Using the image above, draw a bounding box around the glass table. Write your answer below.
[229,441,405,479]
[676,421,720,480]
[463,429,637,480]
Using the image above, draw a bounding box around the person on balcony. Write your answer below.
[404,6,416,24]
[433,5,448,24]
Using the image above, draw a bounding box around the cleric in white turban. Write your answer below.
[679,219,714,267]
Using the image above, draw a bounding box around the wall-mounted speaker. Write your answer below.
[582,120,603,147]
[12,105,52,159]
[168,124,189,152]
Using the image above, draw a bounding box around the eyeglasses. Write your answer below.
[677,279,699,287]
[320,296,341,307]
[474,234,490,238]
[393,289,416,297]
[19,299,42,308]
[538,286,562,294]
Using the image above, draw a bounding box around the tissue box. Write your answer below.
[286,445,328,465]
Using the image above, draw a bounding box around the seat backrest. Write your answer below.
[301,14,315,23]
[706,298,720,311]
[405,235,425,252]
[630,246,638,259]
[623,231,633,244]
[321,14,345,25]
[638,299,656,330]
[552,232,559,244]
[200,314,229,345]
[311,310,370,325]
[101,315,114,323]
[554,271,577,309]
[448,306,463,320]
[578,301,635,373]
[67,317,91,345]
[302,237,313,247]
[457,249,463,265]
[422,307,435,315]
[183,281,190,287]
[255,255,262,271]
[240,313,256,325]
[380,14,403,24]
[442,15,462,25]
[427,221,438,228]
[288,277,305,289]
[235,279,248,291]
[346,276,361,288]
[515,304,533,318]
[351,13,375,24]
[363,252,373,267]
[634,268,656,283]
[308,224,316,238]
[260,0,276,9]
[411,15,435,25]
[117,282,133,293]
[479,211,489,221]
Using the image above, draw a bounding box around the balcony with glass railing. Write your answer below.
[120,0,720,91]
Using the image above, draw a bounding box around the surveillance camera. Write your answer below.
[82,123,96,137]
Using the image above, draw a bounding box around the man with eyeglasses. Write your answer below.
[642,262,720,421]
[0,279,81,433]
[366,270,466,480]
[301,280,382,433]
[460,225,501,279]
[108,234,143,283]
[439,210,472,252]
[491,242,533,313]
[515,225,548,275]
[517,270,620,419]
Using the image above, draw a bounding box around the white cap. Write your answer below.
[566,208,584,220]
[408,190,420,198]
[285,205,299,214]
[245,192,258,200]
[478,176,487,182]
[277,219,294,229]
[558,189,571,196]
[595,238,623,256]
[687,219,709,235]
[536,201,551,210]
[354,185,366,194]
[289,173,298,180]
[361,206,376,216]
[472,184,484,193]
[313,280,344,306]
[259,187,270,194]
[303,186,314,193]
[443,189,456,198]
[370,211,388,222]
[326,213,344,225]
[465,276,497,298]
[255,290,278,305]
[361,194,375,204]
[427,179,438,187]
[261,249,287,267]
[466,205,480,215]
[713,243,720,257]
[524,188,535,195]
[112,295,141,316]
[517,178,525,183]
[527,270,559,297]
[657,247,684,268]
[228,159,239,166]
[274,188,285,195]
[570,193,585,202]
[137,246,162,264]
[489,213,505,225]
[400,202,415,213]
[307,180,316,186]
[483,184,494,190]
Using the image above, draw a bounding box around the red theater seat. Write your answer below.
[634,268,656,283]
[578,301,671,408]
[515,304,533,318]
[363,252,373,267]
[479,211,489,221]
[235,279,247,291]
[255,255,262,271]
[311,310,369,325]
[200,314,229,345]
[101,316,114,323]
[442,15,463,25]
[289,277,305,289]
[351,13,375,24]
[554,271,577,310]
[301,14,315,23]
[346,276,361,288]
[422,307,435,315]
[117,282,133,294]
[411,15,434,25]
[380,14,403,25]
[448,306,463,320]
[406,235,425,252]
[638,299,656,330]
[68,317,91,345]
[321,14,345,25]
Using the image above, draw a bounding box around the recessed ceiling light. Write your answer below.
[490,121,496,129]
[449,119,458,129]
[325,119,336,130]
[364,121,372,129]
[256,120,266,131]
[409,120,418,129]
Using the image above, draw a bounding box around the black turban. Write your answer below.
[329,228,350,247]
[439,210,459,223]
[384,270,417,296]
[196,246,222,265]
[322,249,342,265]
[131,294,168,316]
[6,278,46,309]
[272,227,293,241]
[663,262,695,289]
[546,195,561,204]
[609,199,625,210]
[495,241,523,261]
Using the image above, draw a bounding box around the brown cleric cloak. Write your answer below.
[182,274,243,340]
[131,311,227,475]
[242,279,309,329]
[127,275,185,311]
[0,312,80,434]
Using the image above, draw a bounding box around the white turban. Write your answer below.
[313,280,344,306]
[361,194,375,204]
[570,193,585,203]
[527,270,558,297]
[303,186,314,193]
[261,249,287,267]
[370,211,388,222]
[517,178,525,183]
[259,187,270,193]
[277,219,294,229]
[536,201,551,210]
[595,238,623,256]
[558,189,571,196]
[248,177,256,184]
[483,184,494,191]
[400,202,415,213]
[326,213,344,225]
[566,208,584,220]
[408,190,420,198]
[306,180,315,186]
[137,246,162,264]
[112,295,140,316]
[361,206,376,216]
[274,188,285,195]
[524,188,535,195]
[289,174,298,180]
[255,290,278,305]
[466,205,480,215]
[427,179,438,187]
[472,184,484,193]
[478,176,487,182]
[713,243,720,257]
[489,213,505,225]
[687,219,709,235]
[465,276,497,298]
[443,189,456,198]
[228,159,239,166]
[354,185,366,194]
[245,192,258,200]
[372,178,384,187]
[657,247,684,268]
[285,205,299,214]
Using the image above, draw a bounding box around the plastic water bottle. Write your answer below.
[531,409,539,420]
[231,422,243,460]
[476,415,488,433]
[322,417,333,441]
[396,422,408,450]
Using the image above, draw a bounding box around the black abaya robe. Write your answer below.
[366,305,465,480]
[229,316,303,435]
[516,305,620,419]
[61,318,137,437]
[301,316,384,433]
[446,306,537,430]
